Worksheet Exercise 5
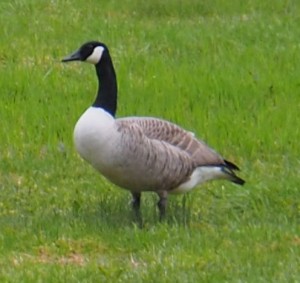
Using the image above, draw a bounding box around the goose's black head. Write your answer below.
[62,41,117,116]
[62,41,109,65]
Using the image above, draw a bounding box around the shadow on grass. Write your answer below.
[70,193,199,231]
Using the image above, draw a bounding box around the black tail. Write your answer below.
[228,174,245,185]
[224,159,240,171]
[222,160,245,186]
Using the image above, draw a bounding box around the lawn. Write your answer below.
[0,0,299,282]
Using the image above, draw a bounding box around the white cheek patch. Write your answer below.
[86,46,105,64]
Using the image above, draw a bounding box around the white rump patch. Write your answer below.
[86,46,105,64]
[171,166,226,194]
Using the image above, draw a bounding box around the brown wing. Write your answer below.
[113,120,195,191]
[117,117,226,167]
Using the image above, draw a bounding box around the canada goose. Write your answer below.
[62,41,245,220]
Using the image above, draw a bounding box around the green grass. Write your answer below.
[0,0,299,282]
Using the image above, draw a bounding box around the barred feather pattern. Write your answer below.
[117,117,225,166]
[112,117,230,192]
[114,120,195,192]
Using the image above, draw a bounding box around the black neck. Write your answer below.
[92,54,117,117]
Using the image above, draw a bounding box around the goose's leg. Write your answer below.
[131,192,141,219]
[157,191,168,221]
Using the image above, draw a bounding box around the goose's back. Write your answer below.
[117,117,225,167]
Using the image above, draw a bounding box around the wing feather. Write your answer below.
[117,117,225,167]
[114,120,194,190]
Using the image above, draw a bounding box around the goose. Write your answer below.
[62,41,245,220]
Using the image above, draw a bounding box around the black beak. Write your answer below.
[61,49,81,62]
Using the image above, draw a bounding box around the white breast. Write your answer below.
[74,107,118,170]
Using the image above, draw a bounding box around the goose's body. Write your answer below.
[62,41,245,219]
[74,109,238,193]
